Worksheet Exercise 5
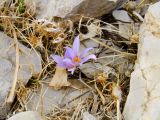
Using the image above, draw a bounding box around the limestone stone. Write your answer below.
[7,111,42,120]
[25,0,126,21]
[0,32,42,119]
[123,2,160,120]
[26,81,91,114]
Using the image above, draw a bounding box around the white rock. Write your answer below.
[83,112,96,120]
[0,0,6,7]
[0,32,42,119]
[112,10,133,22]
[79,37,130,78]
[82,23,101,40]
[123,2,160,120]
[118,22,140,39]
[0,0,13,8]
[80,62,116,78]
[25,0,126,21]
[7,111,42,120]
[26,81,91,114]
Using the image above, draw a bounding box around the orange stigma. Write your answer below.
[73,56,81,63]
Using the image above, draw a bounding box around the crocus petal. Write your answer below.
[57,64,66,68]
[64,47,75,59]
[72,36,80,55]
[51,55,63,64]
[81,54,96,64]
[80,47,93,58]
[63,58,75,69]
[51,55,66,68]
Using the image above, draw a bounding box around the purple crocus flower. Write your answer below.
[51,36,96,74]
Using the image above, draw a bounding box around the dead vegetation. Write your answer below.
[1,0,152,120]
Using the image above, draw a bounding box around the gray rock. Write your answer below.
[118,22,140,39]
[112,10,133,22]
[0,0,13,8]
[0,0,5,7]
[25,0,126,21]
[79,37,129,78]
[80,62,116,78]
[26,81,91,114]
[123,2,160,120]
[0,32,42,119]
[7,111,42,120]
[83,112,97,120]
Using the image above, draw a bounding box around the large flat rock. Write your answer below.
[0,32,42,119]
[26,80,91,114]
[7,111,42,120]
[25,0,126,21]
[123,2,160,120]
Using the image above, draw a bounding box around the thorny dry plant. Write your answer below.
[0,1,147,120]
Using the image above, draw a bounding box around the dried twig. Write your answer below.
[90,37,136,57]
[94,82,105,105]
[7,30,19,103]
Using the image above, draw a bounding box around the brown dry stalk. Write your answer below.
[7,30,19,103]
[90,37,136,57]
[94,82,105,105]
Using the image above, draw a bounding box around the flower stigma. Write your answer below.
[73,56,81,63]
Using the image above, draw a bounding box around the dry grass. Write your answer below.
[0,1,144,120]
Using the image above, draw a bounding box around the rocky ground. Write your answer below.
[0,0,159,120]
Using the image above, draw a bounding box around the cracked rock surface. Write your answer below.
[79,23,132,78]
[26,80,90,114]
[123,2,160,120]
[0,32,42,119]
[25,0,126,21]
